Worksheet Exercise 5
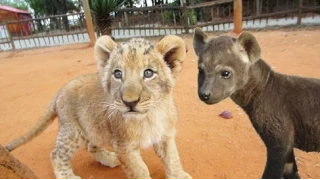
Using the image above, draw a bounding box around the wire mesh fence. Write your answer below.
[0,13,90,51]
[0,0,319,51]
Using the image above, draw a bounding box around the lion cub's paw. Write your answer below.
[95,150,121,168]
[55,171,81,179]
[53,166,81,179]
[167,171,192,179]
[179,172,192,179]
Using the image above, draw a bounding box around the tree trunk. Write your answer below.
[62,0,70,32]
[36,20,43,32]
[0,145,38,179]
[63,16,70,32]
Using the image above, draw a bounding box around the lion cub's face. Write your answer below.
[95,36,186,118]
[193,28,261,104]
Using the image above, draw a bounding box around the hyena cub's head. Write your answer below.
[193,28,261,104]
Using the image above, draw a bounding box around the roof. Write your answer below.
[0,5,31,14]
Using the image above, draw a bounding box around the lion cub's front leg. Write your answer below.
[87,143,121,168]
[115,143,151,179]
[154,137,192,179]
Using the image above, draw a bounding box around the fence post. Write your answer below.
[182,3,189,34]
[211,7,214,22]
[173,11,177,26]
[297,0,303,25]
[256,0,260,15]
[124,12,128,27]
[233,0,243,34]
[81,0,96,46]
[5,22,15,50]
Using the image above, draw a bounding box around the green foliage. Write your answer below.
[25,0,45,17]
[26,0,79,17]
[187,9,196,25]
[162,0,197,25]
[89,0,129,35]
[89,0,125,15]
[0,0,28,10]
[123,0,140,7]
[162,0,180,24]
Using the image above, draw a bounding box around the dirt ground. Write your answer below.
[1,29,320,179]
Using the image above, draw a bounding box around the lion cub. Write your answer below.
[193,28,320,179]
[6,35,191,179]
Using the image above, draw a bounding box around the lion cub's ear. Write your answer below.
[94,35,118,77]
[156,35,186,78]
[237,32,261,64]
[193,27,208,56]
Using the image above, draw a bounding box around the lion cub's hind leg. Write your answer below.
[87,143,121,168]
[50,127,84,179]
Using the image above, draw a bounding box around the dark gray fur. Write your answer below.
[193,28,320,179]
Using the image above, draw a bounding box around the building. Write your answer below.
[0,5,32,36]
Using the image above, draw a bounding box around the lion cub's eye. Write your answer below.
[220,71,231,79]
[144,69,154,79]
[113,69,122,79]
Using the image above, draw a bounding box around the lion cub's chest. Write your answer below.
[139,115,167,148]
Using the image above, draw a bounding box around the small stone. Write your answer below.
[219,111,233,119]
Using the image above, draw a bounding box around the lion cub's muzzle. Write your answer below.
[122,97,140,112]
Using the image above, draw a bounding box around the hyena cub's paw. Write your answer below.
[94,149,121,168]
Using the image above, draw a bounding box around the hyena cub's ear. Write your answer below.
[237,32,261,64]
[94,35,118,78]
[156,35,186,78]
[193,27,208,56]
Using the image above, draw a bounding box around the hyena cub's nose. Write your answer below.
[200,92,211,101]
[123,98,140,110]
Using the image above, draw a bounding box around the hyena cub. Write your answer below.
[193,28,320,179]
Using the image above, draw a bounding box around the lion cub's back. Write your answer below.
[56,73,103,104]
[54,73,106,124]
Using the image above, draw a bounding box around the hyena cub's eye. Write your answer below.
[113,69,122,79]
[220,71,231,79]
[198,67,204,75]
[144,69,154,79]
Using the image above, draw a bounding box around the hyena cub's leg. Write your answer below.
[87,143,121,168]
[50,127,84,179]
[262,145,290,179]
[283,150,300,179]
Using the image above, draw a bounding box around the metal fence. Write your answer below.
[188,0,320,32]
[0,13,90,51]
[1,0,319,51]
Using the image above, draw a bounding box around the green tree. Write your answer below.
[26,0,79,17]
[0,0,28,10]
[26,0,80,31]
[89,0,128,36]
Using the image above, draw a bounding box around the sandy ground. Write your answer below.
[1,29,320,179]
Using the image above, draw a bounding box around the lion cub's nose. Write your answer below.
[122,98,140,110]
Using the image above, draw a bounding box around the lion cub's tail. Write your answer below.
[5,98,57,152]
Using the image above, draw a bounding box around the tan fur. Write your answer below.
[5,35,191,179]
